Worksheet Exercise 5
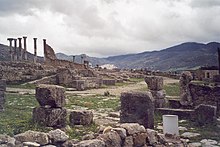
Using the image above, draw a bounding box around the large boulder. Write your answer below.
[33,107,67,128]
[144,76,163,91]
[69,110,93,126]
[120,92,154,129]
[14,130,49,145]
[36,84,65,108]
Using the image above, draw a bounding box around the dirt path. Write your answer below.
[6,77,179,96]
[66,77,179,96]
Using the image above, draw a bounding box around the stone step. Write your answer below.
[156,108,194,119]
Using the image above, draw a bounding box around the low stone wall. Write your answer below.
[103,79,116,86]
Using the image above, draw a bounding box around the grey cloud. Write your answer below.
[190,0,220,8]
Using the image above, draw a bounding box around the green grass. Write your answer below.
[7,83,36,89]
[164,82,180,97]
[66,95,120,111]
[0,93,50,136]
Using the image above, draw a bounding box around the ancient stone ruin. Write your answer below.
[120,92,154,129]
[145,76,167,108]
[33,84,67,128]
[0,67,6,112]
[179,71,193,107]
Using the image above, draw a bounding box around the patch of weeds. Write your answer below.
[66,95,120,111]
[164,82,180,96]
[7,83,36,89]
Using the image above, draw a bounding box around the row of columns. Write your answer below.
[7,37,39,63]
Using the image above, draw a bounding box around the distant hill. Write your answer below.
[1,42,219,71]
[0,43,43,62]
[56,42,220,71]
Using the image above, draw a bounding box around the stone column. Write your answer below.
[18,38,22,61]
[23,36,27,61]
[7,38,14,62]
[218,48,220,74]
[33,38,37,63]
[13,39,17,61]
[73,56,75,63]
[43,39,47,62]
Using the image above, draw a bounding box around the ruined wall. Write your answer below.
[189,83,220,115]
[44,44,86,70]
[0,62,56,84]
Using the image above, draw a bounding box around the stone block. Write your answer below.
[150,90,167,108]
[145,76,163,90]
[75,139,105,147]
[32,107,67,128]
[103,79,116,86]
[120,92,154,129]
[133,132,148,147]
[36,84,65,108]
[123,136,133,147]
[194,104,217,125]
[69,110,93,126]
[71,80,86,91]
[0,79,6,91]
[119,123,146,135]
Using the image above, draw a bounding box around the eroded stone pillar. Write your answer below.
[23,36,27,60]
[43,39,47,62]
[18,37,22,61]
[13,39,17,61]
[7,38,14,61]
[33,38,37,63]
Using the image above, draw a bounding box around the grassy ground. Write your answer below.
[7,83,36,89]
[164,82,180,97]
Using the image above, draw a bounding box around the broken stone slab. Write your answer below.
[36,84,66,108]
[48,129,69,143]
[102,79,116,86]
[69,110,93,126]
[200,139,218,146]
[33,107,67,128]
[14,130,49,145]
[181,132,200,138]
[144,76,163,91]
[194,104,217,125]
[75,139,105,147]
[112,128,127,140]
[23,141,40,147]
[120,92,154,129]
[147,129,158,145]
[71,80,86,91]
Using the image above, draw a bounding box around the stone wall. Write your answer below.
[44,44,86,70]
[189,83,220,115]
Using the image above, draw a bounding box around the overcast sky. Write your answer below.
[0,0,220,57]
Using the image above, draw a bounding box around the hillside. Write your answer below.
[0,44,43,62]
[56,42,220,71]
[1,42,219,71]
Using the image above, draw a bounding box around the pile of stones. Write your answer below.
[0,123,187,146]
[145,76,167,108]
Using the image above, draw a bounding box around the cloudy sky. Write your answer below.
[0,0,220,57]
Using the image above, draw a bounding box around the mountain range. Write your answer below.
[1,42,219,71]
[56,42,220,71]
